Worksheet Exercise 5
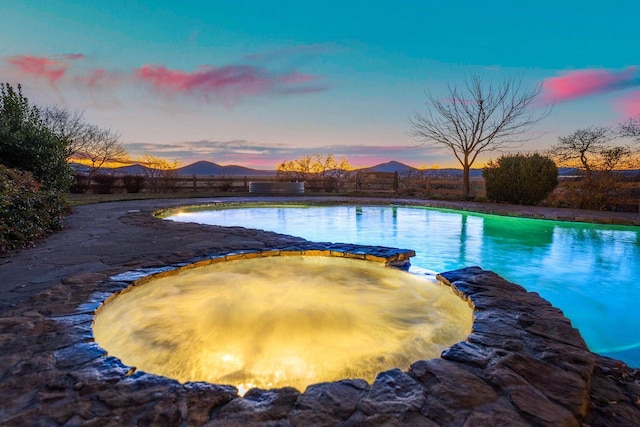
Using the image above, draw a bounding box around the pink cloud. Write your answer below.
[136,64,264,94]
[134,64,324,101]
[616,90,640,117]
[7,55,69,84]
[3,51,326,105]
[542,67,639,102]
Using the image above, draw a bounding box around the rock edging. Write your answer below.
[1,245,639,425]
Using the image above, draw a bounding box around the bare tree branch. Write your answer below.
[409,73,550,198]
[41,105,128,175]
[549,125,636,172]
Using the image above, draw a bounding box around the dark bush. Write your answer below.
[122,175,145,193]
[93,174,118,194]
[69,173,91,193]
[0,165,69,253]
[483,153,558,205]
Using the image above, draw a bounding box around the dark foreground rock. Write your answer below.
[1,256,639,426]
[0,199,638,426]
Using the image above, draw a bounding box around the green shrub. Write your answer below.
[483,153,558,205]
[0,83,73,192]
[0,165,69,253]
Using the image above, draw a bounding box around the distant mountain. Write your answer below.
[360,161,419,174]
[70,162,155,176]
[176,161,276,176]
[558,167,579,176]
[357,161,483,177]
[72,160,640,180]
[422,168,483,178]
[110,164,155,175]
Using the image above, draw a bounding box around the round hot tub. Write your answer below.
[93,254,472,394]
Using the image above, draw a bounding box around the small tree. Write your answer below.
[277,154,351,192]
[619,116,640,141]
[549,126,631,173]
[619,116,640,169]
[549,126,633,209]
[483,153,558,205]
[409,74,550,199]
[141,154,180,192]
[42,105,128,176]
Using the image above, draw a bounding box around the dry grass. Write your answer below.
[64,191,239,206]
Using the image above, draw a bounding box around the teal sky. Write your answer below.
[2,0,639,168]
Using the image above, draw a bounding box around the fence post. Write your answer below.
[244,176,248,192]
[192,174,197,192]
[393,171,398,196]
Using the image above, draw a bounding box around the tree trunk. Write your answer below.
[462,166,470,200]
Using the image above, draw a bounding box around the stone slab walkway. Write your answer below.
[0,196,638,426]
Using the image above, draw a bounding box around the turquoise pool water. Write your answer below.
[166,205,640,367]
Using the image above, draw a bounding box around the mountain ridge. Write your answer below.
[74,160,584,177]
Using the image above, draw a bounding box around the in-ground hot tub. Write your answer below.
[93,252,472,394]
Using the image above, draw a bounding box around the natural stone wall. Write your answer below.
[0,244,639,426]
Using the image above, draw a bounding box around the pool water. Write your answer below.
[94,256,472,393]
[166,205,640,367]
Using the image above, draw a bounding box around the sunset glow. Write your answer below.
[2,1,638,169]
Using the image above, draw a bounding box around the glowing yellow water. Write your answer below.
[93,256,472,394]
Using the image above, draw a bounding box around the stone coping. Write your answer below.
[1,198,639,426]
[153,197,640,227]
[1,243,636,426]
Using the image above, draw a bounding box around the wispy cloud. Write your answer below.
[134,64,324,103]
[541,67,640,102]
[2,49,328,106]
[7,55,71,84]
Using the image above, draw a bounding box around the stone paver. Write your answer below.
[0,196,638,426]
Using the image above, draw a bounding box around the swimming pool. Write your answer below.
[166,204,640,367]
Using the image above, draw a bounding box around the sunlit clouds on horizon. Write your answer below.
[121,139,450,169]
[5,51,639,168]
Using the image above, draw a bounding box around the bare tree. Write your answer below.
[40,105,86,157]
[42,105,128,176]
[276,153,352,192]
[409,74,550,199]
[550,126,631,174]
[619,116,640,140]
[141,154,180,192]
[80,126,128,176]
[549,126,633,210]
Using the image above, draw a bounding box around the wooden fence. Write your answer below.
[81,172,486,198]
[82,171,640,210]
